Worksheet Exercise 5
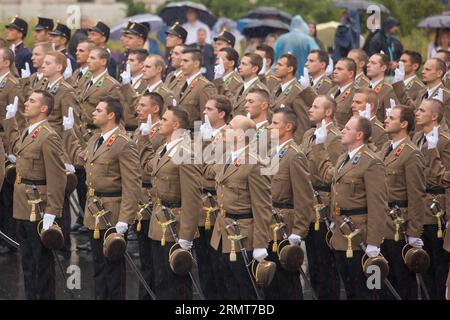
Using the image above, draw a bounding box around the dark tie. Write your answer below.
[417,134,426,148]
[22,130,29,142]
[422,91,429,100]
[77,71,83,81]
[338,154,350,171]
[157,145,167,164]
[275,87,282,97]
[384,144,394,160]
[179,81,188,97]
[238,86,245,98]
[94,136,104,153]
[335,89,341,98]
[309,134,316,144]
[310,79,314,87]
[84,80,93,93]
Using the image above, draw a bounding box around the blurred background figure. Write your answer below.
[193,27,214,80]
[308,22,325,50]
[264,33,278,48]
[428,28,450,59]
[183,7,212,45]
[333,10,360,63]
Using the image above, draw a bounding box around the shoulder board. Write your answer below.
[363,149,376,159]
[403,142,417,151]
[288,144,300,153]
[329,127,341,136]
[383,81,393,89]
[414,79,426,88]
[440,130,450,140]
[374,120,384,130]
[442,87,450,95]
[255,83,268,90]
[293,83,303,91]
[159,85,170,93]
[6,75,19,85]
[323,77,332,84]
[231,73,242,81]
[104,75,118,84]
[60,81,73,89]
[117,133,130,142]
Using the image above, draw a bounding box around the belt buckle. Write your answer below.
[15,173,22,184]
[335,204,340,216]
[88,187,95,198]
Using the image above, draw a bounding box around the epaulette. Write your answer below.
[41,125,53,133]
[231,73,242,83]
[403,141,417,151]
[158,85,170,94]
[374,120,385,130]
[442,87,450,95]
[439,130,450,140]
[323,77,332,84]
[197,76,209,84]
[382,81,393,88]
[293,83,303,91]
[117,133,130,142]
[363,149,376,159]
[105,74,119,84]
[288,144,300,153]
[60,81,73,89]
[414,79,426,88]
[329,127,341,136]
[6,75,19,85]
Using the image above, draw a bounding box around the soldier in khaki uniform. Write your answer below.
[134,92,166,300]
[400,51,426,102]
[21,42,53,100]
[413,99,449,299]
[347,49,370,89]
[63,96,141,300]
[119,48,148,134]
[164,22,187,80]
[213,48,243,101]
[265,108,314,300]
[233,53,269,117]
[433,50,450,89]
[393,58,450,129]
[273,53,317,143]
[197,95,231,299]
[206,115,272,299]
[301,95,345,299]
[309,116,388,299]
[79,47,123,140]
[255,44,280,92]
[366,53,399,122]
[67,39,95,95]
[177,47,217,129]
[306,50,335,95]
[142,54,175,111]
[328,57,358,130]
[164,44,186,91]
[2,90,66,299]
[379,105,427,299]
[146,107,202,300]
[351,88,388,151]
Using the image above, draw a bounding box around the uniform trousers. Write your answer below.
[136,219,153,300]
[194,226,219,299]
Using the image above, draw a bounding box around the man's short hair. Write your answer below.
[129,48,149,63]
[33,89,54,116]
[148,54,166,75]
[247,87,270,105]
[77,39,96,51]
[273,107,298,133]
[182,47,203,67]
[92,47,111,66]
[219,47,239,69]
[354,88,379,113]
[210,95,232,123]
[424,98,445,123]
[280,53,298,76]
[373,53,390,69]
[100,96,123,124]
[244,53,263,74]
[338,57,357,78]
[356,116,372,143]
[142,91,164,118]
[0,47,15,69]
[436,49,450,63]
[170,107,190,129]
[430,57,447,78]
[317,94,337,117]
[310,49,329,68]
[395,105,416,133]
[46,51,68,72]
[348,48,368,66]
[256,44,275,65]
[403,50,423,69]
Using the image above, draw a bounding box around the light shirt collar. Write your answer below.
[80,66,89,75]
[348,144,365,160]
[428,83,441,96]
[425,126,440,139]
[36,72,44,80]
[243,76,259,91]
[165,136,184,153]
[256,120,268,130]
[391,137,406,150]
[100,126,119,142]
[276,138,293,154]
[28,120,46,135]
[314,121,332,135]
[404,75,416,86]
[223,71,234,81]
[370,78,383,89]
[231,145,248,162]
[10,41,22,50]
[281,78,296,92]
[0,71,10,83]
[151,121,160,129]
[174,69,183,78]
[90,69,107,85]
[146,80,162,92]
[339,81,353,93]
[131,73,143,86]
[186,71,202,86]
[212,124,226,137]
[48,76,63,89]
[312,73,325,87]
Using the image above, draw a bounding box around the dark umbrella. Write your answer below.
[110,14,165,41]
[417,13,450,28]
[241,7,292,25]
[159,1,217,28]
[333,0,390,13]
[242,19,290,38]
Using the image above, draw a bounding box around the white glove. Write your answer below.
[200,114,214,139]
[21,62,31,78]
[365,244,380,258]
[394,61,405,83]
[115,221,128,234]
[64,163,75,173]
[139,114,152,136]
[326,57,334,76]
[385,98,396,118]
[120,63,131,85]
[288,234,302,245]
[214,58,225,80]
[407,236,424,248]
[426,126,439,150]
[252,248,268,262]
[434,88,444,103]
[63,59,72,79]
[178,238,193,250]
[359,103,371,120]
[246,112,251,119]
[7,154,16,163]
[279,103,286,109]
[63,107,74,131]
[43,213,56,231]
[315,119,327,144]
[5,96,19,119]
[172,98,177,107]
[258,58,268,75]
[299,67,311,88]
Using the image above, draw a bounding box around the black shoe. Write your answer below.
[76,241,92,251]
[0,245,17,254]
[70,222,82,233]
[128,229,138,241]
[78,226,89,233]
